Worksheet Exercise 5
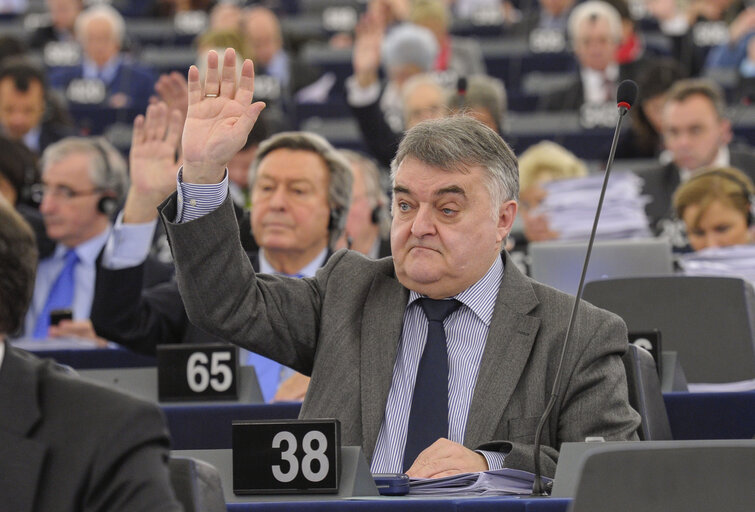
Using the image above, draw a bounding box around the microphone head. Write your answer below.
[617,79,638,110]
[457,76,467,96]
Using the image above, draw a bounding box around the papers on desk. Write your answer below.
[538,172,652,241]
[678,245,755,285]
[11,337,117,351]
[408,468,550,496]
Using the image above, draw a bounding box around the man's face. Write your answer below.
[244,11,281,68]
[391,157,516,298]
[47,0,81,31]
[662,94,731,171]
[0,78,45,140]
[404,83,446,129]
[250,148,331,256]
[683,199,750,251]
[82,17,120,67]
[573,17,618,72]
[39,152,109,248]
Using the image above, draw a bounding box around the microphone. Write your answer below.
[530,79,638,496]
[457,76,467,96]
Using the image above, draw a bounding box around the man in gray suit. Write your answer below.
[162,48,640,478]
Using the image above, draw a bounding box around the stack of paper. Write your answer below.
[678,245,755,285]
[537,172,651,241]
[408,468,551,496]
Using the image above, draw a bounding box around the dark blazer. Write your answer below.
[538,60,645,111]
[38,120,77,154]
[160,194,641,477]
[349,88,401,169]
[635,146,755,234]
[49,59,156,111]
[0,343,181,512]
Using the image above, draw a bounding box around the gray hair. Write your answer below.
[75,4,125,47]
[339,149,391,239]
[381,23,439,74]
[567,0,622,45]
[249,131,353,248]
[446,74,507,133]
[390,115,518,218]
[41,137,129,204]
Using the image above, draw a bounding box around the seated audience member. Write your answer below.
[538,0,643,111]
[49,5,156,111]
[162,49,640,477]
[29,0,83,50]
[347,16,439,136]
[673,166,755,251]
[0,135,54,258]
[21,136,171,340]
[0,58,75,156]
[446,74,507,134]
[338,149,392,257]
[90,102,352,403]
[615,57,686,160]
[241,6,322,99]
[409,0,486,76]
[517,141,588,245]
[0,197,181,512]
[635,78,755,245]
[511,0,577,37]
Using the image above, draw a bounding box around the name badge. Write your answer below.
[66,78,106,104]
[157,343,239,401]
[232,419,341,494]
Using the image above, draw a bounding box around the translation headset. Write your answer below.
[685,170,755,226]
[328,207,347,233]
[90,140,119,216]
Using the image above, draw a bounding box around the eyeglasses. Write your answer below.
[30,183,104,203]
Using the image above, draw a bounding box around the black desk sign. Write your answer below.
[232,419,341,494]
[628,330,662,379]
[157,343,239,401]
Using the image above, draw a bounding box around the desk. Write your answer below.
[13,340,156,369]
[224,497,571,511]
[664,391,755,440]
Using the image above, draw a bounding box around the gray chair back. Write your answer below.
[169,456,226,512]
[621,344,672,440]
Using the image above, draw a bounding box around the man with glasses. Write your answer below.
[21,137,171,339]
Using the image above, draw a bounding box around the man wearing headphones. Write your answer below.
[89,102,353,402]
[21,136,171,339]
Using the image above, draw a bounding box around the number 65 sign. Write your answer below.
[232,419,341,494]
[157,343,239,401]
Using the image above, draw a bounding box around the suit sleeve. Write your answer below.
[91,263,190,355]
[83,398,182,512]
[349,96,401,169]
[478,311,640,477]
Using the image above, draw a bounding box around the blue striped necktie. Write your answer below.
[33,249,78,338]
[402,298,461,471]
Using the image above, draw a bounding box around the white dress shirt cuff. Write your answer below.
[345,75,381,107]
[175,167,229,223]
[101,211,157,269]
[478,450,506,471]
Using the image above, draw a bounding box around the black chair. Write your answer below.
[169,456,225,512]
[621,344,672,440]
[569,440,755,512]
[584,276,755,383]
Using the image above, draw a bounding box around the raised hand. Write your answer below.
[182,48,266,184]
[123,101,183,223]
[151,71,189,123]
[352,11,385,88]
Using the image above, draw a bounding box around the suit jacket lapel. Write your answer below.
[0,345,48,510]
[464,253,541,448]
[360,260,408,460]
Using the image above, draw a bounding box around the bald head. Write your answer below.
[243,7,282,68]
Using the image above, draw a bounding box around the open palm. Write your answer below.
[182,49,266,183]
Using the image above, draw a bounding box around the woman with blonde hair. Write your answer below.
[673,166,754,251]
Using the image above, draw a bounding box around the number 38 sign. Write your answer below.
[232,419,341,494]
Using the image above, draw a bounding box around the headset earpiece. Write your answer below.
[328,208,346,233]
[97,195,118,216]
[371,205,381,225]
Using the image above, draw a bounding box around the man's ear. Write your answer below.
[720,118,733,146]
[496,200,518,244]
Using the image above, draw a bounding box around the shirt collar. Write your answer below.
[52,225,111,266]
[82,55,122,84]
[23,125,41,153]
[679,146,730,181]
[408,255,504,327]
[258,247,328,277]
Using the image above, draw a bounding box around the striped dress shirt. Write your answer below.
[370,256,506,473]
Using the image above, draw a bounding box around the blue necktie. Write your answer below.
[33,249,78,338]
[246,271,303,401]
[403,298,461,471]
